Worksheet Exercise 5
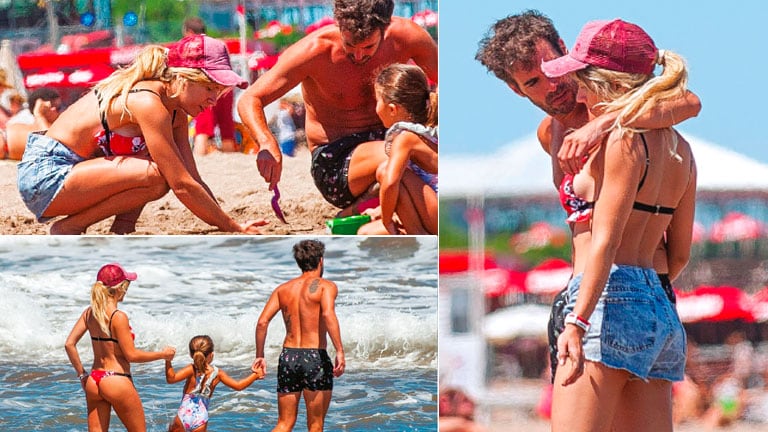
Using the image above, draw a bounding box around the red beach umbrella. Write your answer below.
[676,285,755,323]
[439,251,497,274]
[525,258,572,295]
[709,212,766,243]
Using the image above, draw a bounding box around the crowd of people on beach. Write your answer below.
[65,239,344,431]
[4,0,438,236]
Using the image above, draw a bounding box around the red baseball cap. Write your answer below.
[97,263,137,287]
[167,34,248,89]
[541,19,657,78]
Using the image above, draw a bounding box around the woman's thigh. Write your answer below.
[46,156,166,215]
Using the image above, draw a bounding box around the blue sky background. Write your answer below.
[439,1,768,163]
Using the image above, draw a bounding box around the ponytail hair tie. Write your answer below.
[656,49,666,66]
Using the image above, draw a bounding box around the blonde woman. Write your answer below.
[540,19,697,432]
[65,263,176,431]
[17,34,266,234]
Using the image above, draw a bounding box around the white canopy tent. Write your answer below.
[441,132,768,197]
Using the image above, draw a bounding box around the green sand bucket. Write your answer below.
[325,214,371,235]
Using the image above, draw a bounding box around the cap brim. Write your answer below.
[124,271,138,281]
[541,55,590,78]
[204,68,249,89]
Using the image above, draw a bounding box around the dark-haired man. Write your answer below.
[238,0,437,214]
[253,239,345,431]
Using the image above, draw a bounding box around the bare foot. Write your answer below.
[109,219,136,235]
[49,218,86,235]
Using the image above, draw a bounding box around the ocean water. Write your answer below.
[0,236,438,431]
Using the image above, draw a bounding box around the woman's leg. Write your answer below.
[613,378,674,432]
[84,378,112,432]
[44,156,169,234]
[551,361,629,432]
[98,376,147,432]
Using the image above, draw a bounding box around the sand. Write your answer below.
[0,147,339,235]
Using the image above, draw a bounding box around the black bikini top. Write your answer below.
[632,134,676,216]
[90,309,122,343]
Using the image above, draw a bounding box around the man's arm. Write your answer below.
[320,280,345,377]
[559,90,701,174]
[537,116,565,189]
[255,289,281,359]
[237,38,316,189]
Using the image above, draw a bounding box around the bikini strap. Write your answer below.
[107,309,121,338]
[636,133,650,191]
[94,89,111,148]
[127,88,162,98]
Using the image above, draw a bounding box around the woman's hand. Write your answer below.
[241,219,269,234]
[556,325,585,386]
[161,346,176,361]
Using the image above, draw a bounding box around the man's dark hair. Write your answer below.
[293,240,326,272]
[475,10,562,87]
[28,87,61,111]
[183,16,206,35]
[334,0,393,43]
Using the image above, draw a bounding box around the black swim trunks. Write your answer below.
[310,129,386,208]
[276,348,334,393]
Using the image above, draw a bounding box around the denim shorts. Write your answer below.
[17,132,85,222]
[564,265,686,382]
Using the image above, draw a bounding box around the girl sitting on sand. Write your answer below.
[165,335,264,432]
[358,63,437,235]
[17,34,266,234]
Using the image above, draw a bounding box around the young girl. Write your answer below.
[358,63,438,235]
[165,335,264,432]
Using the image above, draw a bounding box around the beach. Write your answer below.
[0,236,438,430]
[0,147,339,235]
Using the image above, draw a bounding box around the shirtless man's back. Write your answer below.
[253,240,345,432]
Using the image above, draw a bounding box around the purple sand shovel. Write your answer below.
[271,185,288,224]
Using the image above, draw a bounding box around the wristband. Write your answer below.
[564,313,590,332]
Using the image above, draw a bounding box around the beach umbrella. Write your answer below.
[0,39,27,98]
[675,285,755,323]
[751,287,768,322]
[305,16,335,34]
[709,211,766,243]
[411,9,438,28]
[484,268,527,298]
[247,52,279,71]
[483,303,550,342]
[439,251,497,274]
[509,221,567,253]
[525,258,572,294]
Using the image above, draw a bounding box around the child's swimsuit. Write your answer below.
[384,121,438,192]
[310,129,386,208]
[276,347,334,393]
[176,366,219,431]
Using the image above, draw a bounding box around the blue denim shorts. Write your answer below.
[565,265,686,382]
[17,132,85,222]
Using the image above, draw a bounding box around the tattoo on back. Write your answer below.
[309,279,320,294]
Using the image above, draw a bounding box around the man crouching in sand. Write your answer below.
[238,0,437,216]
[253,239,345,431]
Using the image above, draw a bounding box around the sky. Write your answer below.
[439,1,768,164]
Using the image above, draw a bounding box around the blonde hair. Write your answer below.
[574,49,688,158]
[92,44,214,122]
[189,335,214,375]
[90,280,130,335]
